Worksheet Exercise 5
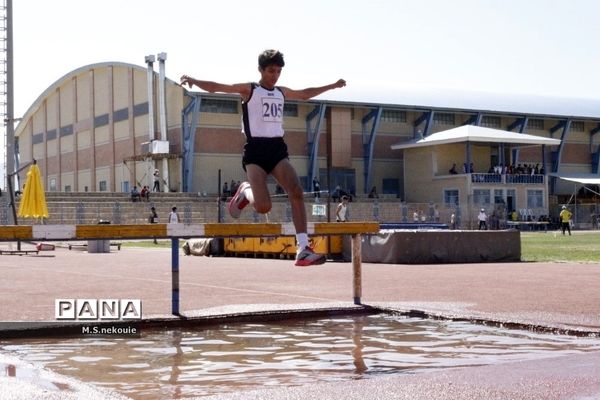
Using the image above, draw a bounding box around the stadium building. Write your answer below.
[13,60,600,225]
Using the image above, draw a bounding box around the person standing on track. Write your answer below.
[180,49,346,267]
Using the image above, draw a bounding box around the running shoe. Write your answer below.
[228,181,251,219]
[295,246,326,267]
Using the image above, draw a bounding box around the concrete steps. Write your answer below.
[10,191,414,226]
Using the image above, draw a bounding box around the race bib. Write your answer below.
[261,97,283,123]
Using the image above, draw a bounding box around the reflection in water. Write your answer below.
[2,314,600,400]
[168,329,183,400]
[352,316,368,375]
[5,364,16,377]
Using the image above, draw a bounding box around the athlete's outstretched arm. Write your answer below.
[281,79,346,101]
[180,75,251,99]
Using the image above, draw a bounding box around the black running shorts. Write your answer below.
[242,137,289,174]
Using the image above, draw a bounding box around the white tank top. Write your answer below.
[242,83,285,139]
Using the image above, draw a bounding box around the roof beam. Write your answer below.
[508,117,528,165]
[549,120,566,136]
[462,112,483,126]
[362,107,383,194]
[181,94,201,192]
[306,103,327,185]
[590,123,600,174]
[550,119,572,193]
[413,110,435,138]
[507,117,524,131]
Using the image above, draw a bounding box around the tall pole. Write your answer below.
[144,55,155,191]
[157,52,169,192]
[5,0,15,224]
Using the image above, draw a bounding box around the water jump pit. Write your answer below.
[1,309,600,400]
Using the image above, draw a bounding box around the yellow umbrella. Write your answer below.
[17,162,49,219]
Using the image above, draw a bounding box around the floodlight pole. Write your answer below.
[4,0,15,217]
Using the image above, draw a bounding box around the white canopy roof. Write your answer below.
[391,125,561,150]
[548,173,600,185]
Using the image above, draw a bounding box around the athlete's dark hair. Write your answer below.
[258,49,285,69]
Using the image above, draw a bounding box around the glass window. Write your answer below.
[99,180,107,192]
[528,119,544,130]
[494,189,504,204]
[49,178,57,192]
[527,189,544,208]
[381,110,407,123]
[473,189,491,205]
[64,185,71,192]
[481,116,501,128]
[200,98,238,114]
[283,103,298,117]
[570,121,584,132]
[433,113,455,126]
[444,189,459,206]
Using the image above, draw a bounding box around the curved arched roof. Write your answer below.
[15,61,180,137]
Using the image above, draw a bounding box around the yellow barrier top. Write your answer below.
[0,222,380,241]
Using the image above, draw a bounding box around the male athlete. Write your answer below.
[181,49,346,266]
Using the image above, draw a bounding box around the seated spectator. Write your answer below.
[449,163,458,174]
[368,186,379,198]
[140,186,150,201]
[131,186,141,202]
[332,185,342,202]
[222,182,230,199]
[275,184,285,195]
[339,188,352,202]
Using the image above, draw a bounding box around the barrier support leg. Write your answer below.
[352,233,362,305]
[172,238,180,315]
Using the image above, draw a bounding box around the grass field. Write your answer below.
[520,231,600,263]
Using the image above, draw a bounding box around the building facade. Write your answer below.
[13,61,600,215]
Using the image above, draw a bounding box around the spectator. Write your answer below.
[148,206,159,244]
[559,205,572,236]
[153,169,160,192]
[449,163,458,174]
[336,195,350,222]
[222,182,230,198]
[140,186,150,201]
[275,184,285,195]
[312,177,321,198]
[478,208,488,230]
[332,185,342,202]
[368,186,379,199]
[131,186,141,202]
[168,206,181,223]
[148,206,159,223]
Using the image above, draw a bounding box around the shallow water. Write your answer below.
[2,314,600,399]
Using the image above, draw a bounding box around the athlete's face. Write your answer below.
[259,64,282,89]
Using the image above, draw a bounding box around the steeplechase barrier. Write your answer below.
[0,222,380,315]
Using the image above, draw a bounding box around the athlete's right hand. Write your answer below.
[180,75,194,88]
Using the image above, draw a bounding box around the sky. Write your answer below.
[3,0,600,182]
